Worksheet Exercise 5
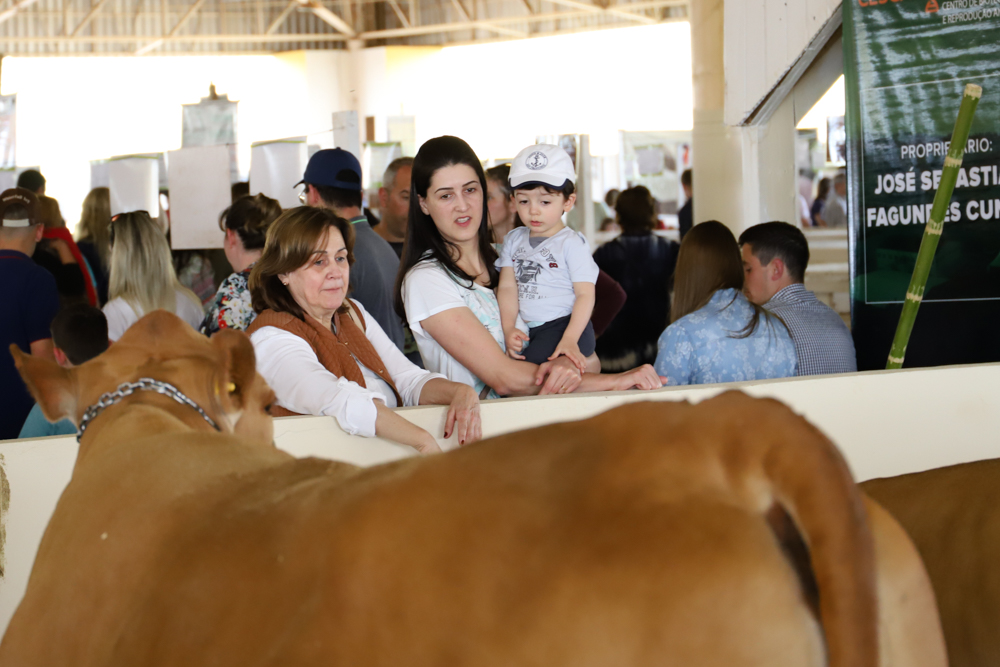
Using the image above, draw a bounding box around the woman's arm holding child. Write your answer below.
[549,281,595,372]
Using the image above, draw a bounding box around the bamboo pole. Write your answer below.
[885,83,982,369]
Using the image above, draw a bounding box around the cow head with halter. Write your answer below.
[10,310,276,450]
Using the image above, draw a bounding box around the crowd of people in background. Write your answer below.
[0,138,858,448]
[799,169,848,228]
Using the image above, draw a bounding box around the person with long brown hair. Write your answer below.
[653,220,796,385]
[76,187,112,304]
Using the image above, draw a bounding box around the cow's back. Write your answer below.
[105,404,835,667]
[863,459,1000,667]
[4,397,879,667]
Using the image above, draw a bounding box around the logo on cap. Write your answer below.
[526,151,548,171]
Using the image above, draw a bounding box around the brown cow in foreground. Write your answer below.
[864,460,1000,667]
[2,311,945,667]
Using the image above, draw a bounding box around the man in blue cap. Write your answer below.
[298,148,406,351]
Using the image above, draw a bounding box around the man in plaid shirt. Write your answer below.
[739,222,856,376]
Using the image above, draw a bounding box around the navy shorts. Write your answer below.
[522,315,596,365]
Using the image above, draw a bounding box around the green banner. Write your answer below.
[844,0,1000,369]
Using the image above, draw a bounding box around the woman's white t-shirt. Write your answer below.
[402,258,507,399]
[103,287,205,341]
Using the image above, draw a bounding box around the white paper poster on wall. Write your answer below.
[108,155,159,217]
[619,130,692,215]
[387,116,416,157]
[0,166,38,192]
[0,95,16,170]
[332,111,360,160]
[90,160,110,189]
[249,138,307,210]
[362,142,402,191]
[167,145,231,250]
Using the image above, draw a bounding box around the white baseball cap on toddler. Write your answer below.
[508,144,576,190]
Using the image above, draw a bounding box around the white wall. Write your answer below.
[2,363,1000,639]
[0,24,694,229]
[724,0,841,126]
[303,50,352,147]
[355,23,694,161]
[1,54,321,230]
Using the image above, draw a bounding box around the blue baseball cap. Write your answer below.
[295,148,362,191]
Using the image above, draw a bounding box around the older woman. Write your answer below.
[200,193,282,336]
[247,206,480,454]
[654,220,797,385]
[395,136,662,397]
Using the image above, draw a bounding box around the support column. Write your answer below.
[691,0,744,234]
[740,94,797,229]
[691,0,801,236]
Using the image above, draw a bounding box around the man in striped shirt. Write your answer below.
[739,221,857,376]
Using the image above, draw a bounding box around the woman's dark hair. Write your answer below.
[816,177,832,202]
[670,220,779,338]
[394,136,499,319]
[249,206,355,321]
[615,185,657,234]
[220,193,282,251]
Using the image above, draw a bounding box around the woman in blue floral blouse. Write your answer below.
[200,194,282,336]
[654,220,797,385]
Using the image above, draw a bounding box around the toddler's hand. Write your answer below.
[505,329,529,360]
[549,339,587,373]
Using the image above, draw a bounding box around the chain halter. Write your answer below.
[76,378,221,443]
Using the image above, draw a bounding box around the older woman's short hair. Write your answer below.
[249,206,355,320]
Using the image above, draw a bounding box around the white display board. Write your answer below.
[166,145,231,250]
[0,95,16,170]
[387,116,416,157]
[332,110,360,159]
[0,167,38,193]
[249,138,307,210]
[108,155,159,217]
[90,160,109,189]
[619,130,693,214]
[362,142,402,190]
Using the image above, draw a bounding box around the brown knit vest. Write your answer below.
[247,299,402,416]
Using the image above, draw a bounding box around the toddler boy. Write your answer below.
[496,144,598,371]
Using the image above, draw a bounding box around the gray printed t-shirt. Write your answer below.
[495,226,599,325]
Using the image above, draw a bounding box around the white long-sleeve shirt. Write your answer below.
[250,300,445,437]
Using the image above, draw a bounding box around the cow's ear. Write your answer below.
[210,329,258,412]
[10,344,78,424]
